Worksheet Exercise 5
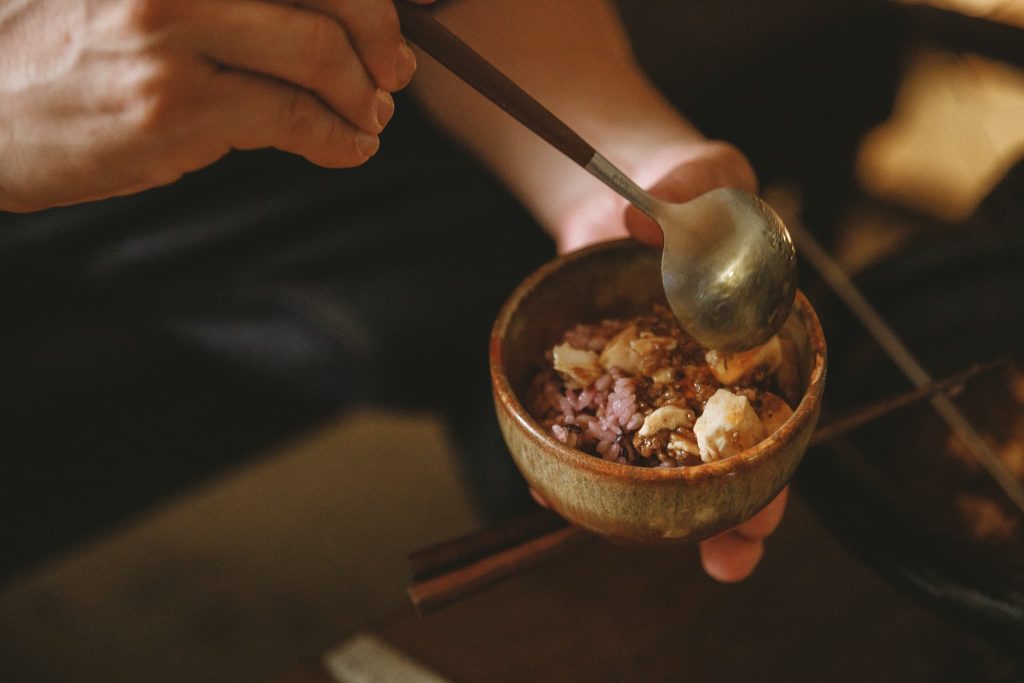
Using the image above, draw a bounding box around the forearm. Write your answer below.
[408,0,705,238]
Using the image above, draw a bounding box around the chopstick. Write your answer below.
[395,2,596,168]
[408,519,584,613]
[807,357,1011,445]
[406,359,1009,614]
[409,506,572,582]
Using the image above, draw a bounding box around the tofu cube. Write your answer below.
[694,389,766,462]
[599,325,642,374]
[552,343,602,388]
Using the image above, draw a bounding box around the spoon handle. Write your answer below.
[396,3,662,219]
[395,3,596,167]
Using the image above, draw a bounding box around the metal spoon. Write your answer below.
[396,4,797,351]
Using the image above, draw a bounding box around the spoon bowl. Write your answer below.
[656,187,797,351]
[589,144,798,350]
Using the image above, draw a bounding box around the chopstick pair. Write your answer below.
[408,509,581,614]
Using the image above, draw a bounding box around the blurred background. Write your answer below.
[1,1,1023,681]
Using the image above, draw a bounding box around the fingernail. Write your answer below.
[357,131,380,158]
[375,89,394,131]
[395,42,417,87]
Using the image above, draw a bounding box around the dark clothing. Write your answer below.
[0,0,905,579]
[0,99,553,579]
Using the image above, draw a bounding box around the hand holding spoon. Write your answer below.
[396,3,796,351]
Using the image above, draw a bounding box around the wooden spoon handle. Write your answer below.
[395,2,596,167]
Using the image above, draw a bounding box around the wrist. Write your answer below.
[549,141,701,253]
[551,138,755,254]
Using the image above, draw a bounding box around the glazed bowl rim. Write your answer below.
[490,238,827,484]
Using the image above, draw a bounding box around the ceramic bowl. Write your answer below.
[490,239,827,544]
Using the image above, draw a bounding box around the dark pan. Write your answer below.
[797,224,1024,653]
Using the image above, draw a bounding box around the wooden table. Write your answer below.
[275,490,1018,682]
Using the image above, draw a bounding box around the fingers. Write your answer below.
[194,0,388,136]
[299,0,412,92]
[291,0,435,92]
[733,486,788,541]
[191,1,441,139]
[698,487,788,582]
[214,69,379,167]
[625,205,666,247]
[699,533,764,583]
[624,141,759,246]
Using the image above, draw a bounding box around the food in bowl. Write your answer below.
[529,304,802,467]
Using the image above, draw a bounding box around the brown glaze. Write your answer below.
[490,240,827,545]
